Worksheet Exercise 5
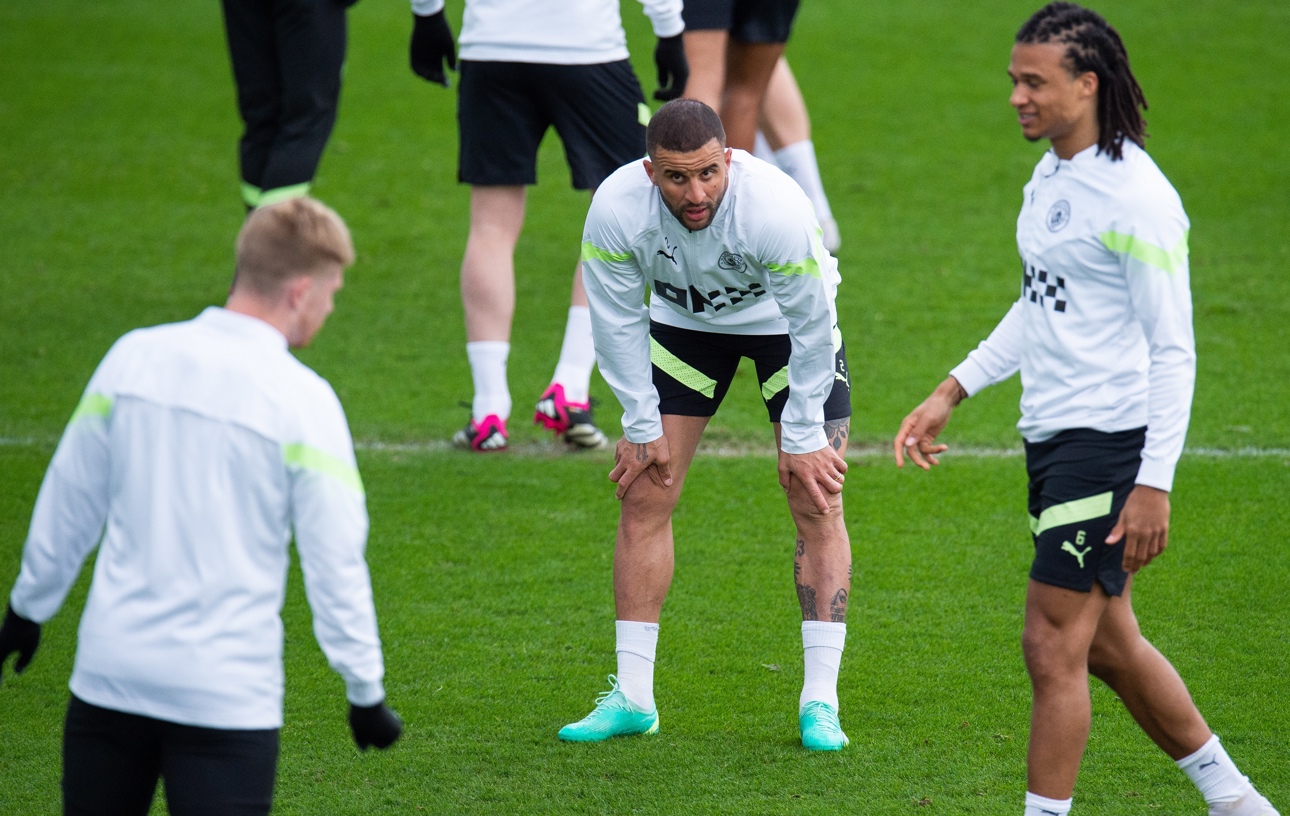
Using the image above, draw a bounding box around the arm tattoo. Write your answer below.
[796,583,818,620]
[823,418,849,453]
[829,587,849,623]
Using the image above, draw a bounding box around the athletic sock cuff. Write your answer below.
[1024,791,1072,814]
[615,620,660,663]
[801,620,846,650]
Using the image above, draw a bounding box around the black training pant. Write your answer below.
[220,0,348,202]
[62,696,279,816]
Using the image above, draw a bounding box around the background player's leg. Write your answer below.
[721,40,785,150]
[159,722,278,816]
[62,697,162,816]
[220,0,281,209]
[535,191,607,449]
[757,57,839,251]
[1022,579,1110,802]
[459,185,526,438]
[258,0,347,204]
[682,30,729,111]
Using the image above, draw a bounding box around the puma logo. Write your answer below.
[1061,539,1092,569]
[1198,756,1220,770]
[656,237,678,265]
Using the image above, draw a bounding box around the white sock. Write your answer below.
[615,620,659,712]
[466,341,511,422]
[800,620,845,710]
[753,130,777,164]
[550,306,596,404]
[1177,734,1251,805]
[1024,791,1072,815]
[773,140,834,223]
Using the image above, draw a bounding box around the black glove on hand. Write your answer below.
[0,604,41,683]
[410,11,458,87]
[653,34,689,102]
[349,701,403,750]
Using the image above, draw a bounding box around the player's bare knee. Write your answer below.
[786,483,843,524]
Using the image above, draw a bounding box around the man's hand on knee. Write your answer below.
[779,447,847,514]
[610,435,673,500]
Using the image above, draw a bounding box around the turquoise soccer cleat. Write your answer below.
[799,701,849,751]
[558,676,659,742]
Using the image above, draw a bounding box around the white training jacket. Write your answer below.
[950,141,1195,491]
[581,150,842,455]
[410,0,683,64]
[9,308,385,730]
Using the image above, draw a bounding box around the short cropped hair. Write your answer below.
[646,99,727,158]
[234,197,355,297]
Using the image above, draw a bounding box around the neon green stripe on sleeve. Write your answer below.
[1029,492,1113,537]
[69,393,113,425]
[283,443,364,495]
[760,366,789,401]
[257,182,312,208]
[650,337,717,398]
[581,241,632,264]
[765,257,822,279]
[1099,230,1189,275]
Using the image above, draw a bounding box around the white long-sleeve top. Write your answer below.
[9,307,385,730]
[411,0,683,64]
[581,150,843,454]
[950,141,1195,491]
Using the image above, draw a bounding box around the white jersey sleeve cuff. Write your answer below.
[411,0,445,16]
[641,0,684,37]
[948,358,992,398]
[1135,457,1176,493]
[346,678,387,708]
[780,425,828,455]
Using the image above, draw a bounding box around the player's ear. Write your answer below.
[1078,70,1098,100]
[723,148,732,167]
[284,273,312,310]
[643,158,656,185]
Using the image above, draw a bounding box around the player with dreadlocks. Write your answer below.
[893,4,1278,815]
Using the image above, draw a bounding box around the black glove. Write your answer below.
[0,604,41,683]
[349,701,402,750]
[410,11,458,87]
[653,34,689,102]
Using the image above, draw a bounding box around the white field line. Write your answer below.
[10,436,1286,460]
[2,436,1287,460]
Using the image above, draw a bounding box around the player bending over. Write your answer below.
[561,98,853,751]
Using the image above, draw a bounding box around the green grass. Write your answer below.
[1,0,1288,813]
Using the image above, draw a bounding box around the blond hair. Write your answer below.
[234,197,355,296]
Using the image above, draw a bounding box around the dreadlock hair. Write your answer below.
[1016,2,1147,160]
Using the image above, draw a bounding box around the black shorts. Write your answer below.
[681,0,801,43]
[62,695,279,816]
[457,59,648,190]
[649,320,851,423]
[1025,427,1147,596]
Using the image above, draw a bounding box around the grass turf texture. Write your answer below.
[0,0,1287,813]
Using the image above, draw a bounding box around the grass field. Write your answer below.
[1,1,1288,813]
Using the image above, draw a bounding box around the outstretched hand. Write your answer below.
[778,445,848,514]
[410,12,457,87]
[609,435,673,499]
[1106,485,1170,573]
[893,377,966,470]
